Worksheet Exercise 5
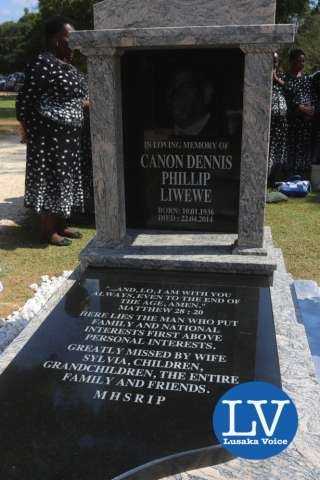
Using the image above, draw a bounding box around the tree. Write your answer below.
[38,0,99,30]
[295,11,320,71]
[0,10,42,73]
[276,0,310,23]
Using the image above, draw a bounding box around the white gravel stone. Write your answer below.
[0,271,72,355]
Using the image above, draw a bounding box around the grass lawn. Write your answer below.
[265,193,320,284]
[0,193,319,319]
[0,95,18,133]
[0,95,16,118]
[0,218,95,318]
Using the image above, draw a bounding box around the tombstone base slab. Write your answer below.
[232,244,268,256]
[161,250,320,480]
[0,230,318,480]
[80,230,276,277]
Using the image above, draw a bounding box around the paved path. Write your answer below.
[0,133,26,227]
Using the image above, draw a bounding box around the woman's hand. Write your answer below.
[273,69,285,86]
[18,122,28,143]
[83,99,90,109]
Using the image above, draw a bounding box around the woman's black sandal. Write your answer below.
[50,237,72,246]
[60,229,83,239]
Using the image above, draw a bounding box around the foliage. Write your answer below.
[0,2,102,73]
[295,12,320,72]
[38,0,99,30]
[0,10,43,74]
[276,0,310,23]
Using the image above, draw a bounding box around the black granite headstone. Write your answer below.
[0,269,279,480]
[122,49,244,233]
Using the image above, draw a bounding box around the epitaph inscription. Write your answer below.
[0,269,278,480]
[47,282,246,404]
[123,50,244,232]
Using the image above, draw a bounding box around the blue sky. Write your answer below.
[0,0,38,23]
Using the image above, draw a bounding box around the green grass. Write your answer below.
[265,192,320,284]
[0,96,16,109]
[0,95,18,132]
[0,217,95,317]
[0,95,17,121]
[0,194,319,318]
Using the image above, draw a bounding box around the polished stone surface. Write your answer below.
[1,233,318,479]
[294,280,320,381]
[93,0,276,29]
[122,49,243,233]
[162,249,320,480]
[0,268,278,480]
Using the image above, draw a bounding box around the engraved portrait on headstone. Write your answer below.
[123,49,244,232]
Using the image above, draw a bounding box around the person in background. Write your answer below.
[311,71,320,165]
[269,52,289,184]
[16,16,88,246]
[284,48,315,177]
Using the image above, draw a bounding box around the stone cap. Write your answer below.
[94,0,276,29]
[70,24,295,54]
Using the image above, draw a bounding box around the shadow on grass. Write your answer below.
[0,210,95,252]
[0,109,15,119]
[0,196,26,224]
[306,193,320,203]
[0,224,48,251]
[0,207,48,251]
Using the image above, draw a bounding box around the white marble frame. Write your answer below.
[71,26,293,250]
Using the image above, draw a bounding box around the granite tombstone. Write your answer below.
[0,268,279,480]
[70,0,294,252]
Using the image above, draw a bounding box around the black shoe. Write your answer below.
[60,229,83,239]
[50,237,72,246]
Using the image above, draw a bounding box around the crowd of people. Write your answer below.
[269,48,320,184]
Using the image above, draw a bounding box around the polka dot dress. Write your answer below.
[269,72,288,174]
[16,52,87,218]
[284,73,316,175]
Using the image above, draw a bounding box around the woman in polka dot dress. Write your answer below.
[284,49,315,177]
[268,52,288,184]
[16,16,88,246]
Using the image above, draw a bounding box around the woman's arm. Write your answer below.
[16,55,51,137]
[273,70,285,87]
[17,121,28,143]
